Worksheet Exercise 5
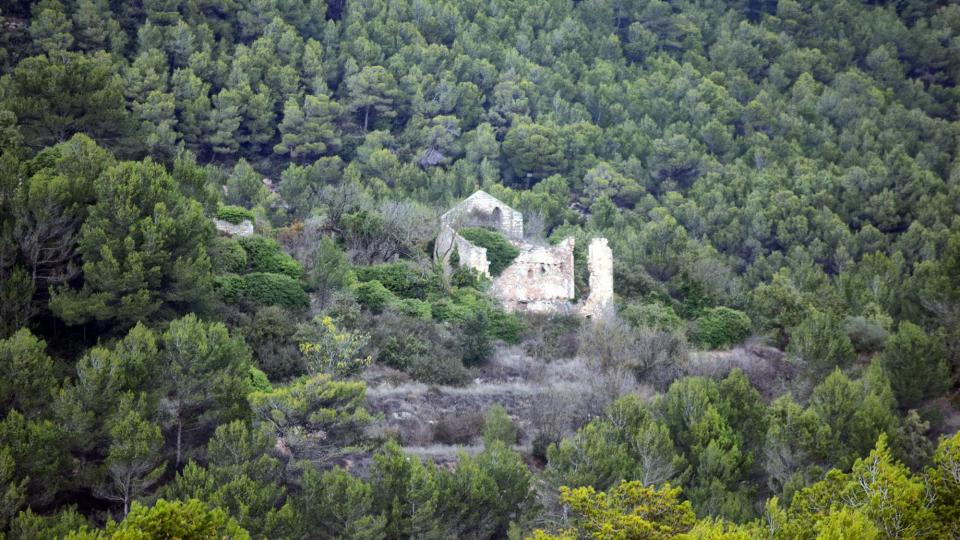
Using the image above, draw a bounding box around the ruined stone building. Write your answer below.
[434,191,613,317]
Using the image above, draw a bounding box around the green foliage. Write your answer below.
[237,236,303,279]
[691,307,751,350]
[844,316,888,354]
[457,227,520,276]
[354,263,438,299]
[291,467,385,540]
[49,159,213,330]
[215,204,255,224]
[621,301,683,333]
[208,237,248,275]
[458,310,494,366]
[532,482,696,540]
[69,499,250,539]
[297,315,372,378]
[880,322,949,408]
[240,272,309,309]
[483,405,518,447]
[2,52,129,151]
[354,280,396,314]
[309,236,351,307]
[788,309,856,378]
[249,374,372,462]
[0,329,56,418]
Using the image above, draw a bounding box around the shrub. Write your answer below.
[433,412,485,445]
[459,310,494,366]
[406,354,470,386]
[354,263,438,299]
[787,309,855,377]
[213,275,245,304]
[238,236,303,279]
[248,367,272,392]
[457,227,520,276]
[620,301,682,333]
[244,306,305,380]
[216,204,255,224]
[393,298,432,320]
[523,314,581,362]
[881,322,949,408]
[483,405,518,446]
[354,280,396,313]
[242,272,309,309]
[844,316,888,354]
[692,307,751,350]
[378,333,430,371]
[208,237,248,274]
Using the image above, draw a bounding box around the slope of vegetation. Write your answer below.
[0,0,959,537]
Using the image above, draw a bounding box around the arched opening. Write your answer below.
[491,207,503,230]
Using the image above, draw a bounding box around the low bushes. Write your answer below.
[691,307,751,350]
[354,263,439,299]
[238,236,303,279]
[214,272,308,310]
[216,204,255,224]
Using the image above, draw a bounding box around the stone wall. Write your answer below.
[434,224,491,276]
[580,238,614,319]
[435,191,614,318]
[492,237,576,313]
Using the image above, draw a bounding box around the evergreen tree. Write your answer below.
[274,94,341,162]
[49,160,213,330]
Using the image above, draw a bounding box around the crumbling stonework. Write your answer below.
[492,238,575,313]
[580,238,614,318]
[440,190,524,240]
[435,191,613,317]
[213,218,254,237]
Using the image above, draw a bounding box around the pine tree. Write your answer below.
[49,160,213,330]
[207,87,243,156]
[274,94,341,162]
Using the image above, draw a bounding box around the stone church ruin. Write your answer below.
[434,191,613,317]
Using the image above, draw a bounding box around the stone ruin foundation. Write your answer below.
[434,190,613,317]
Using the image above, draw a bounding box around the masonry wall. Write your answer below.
[491,237,576,313]
[580,238,614,318]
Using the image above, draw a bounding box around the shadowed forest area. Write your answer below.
[1,0,960,538]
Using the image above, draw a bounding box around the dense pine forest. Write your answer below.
[1,0,959,537]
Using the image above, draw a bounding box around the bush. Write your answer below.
[406,354,470,386]
[692,307,751,350]
[242,272,309,309]
[787,309,855,377]
[354,280,396,313]
[244,305,305,381]
[881,322,949,408]
[209,237,248,274]
[392,298,432,320]
[213,275,245,304]
[216,204,255,224]
[238,236,303,279]
[457,227,520,276]
[620,301,682,333]
[433,412,485,445]
[522,314,581,362]
[483,405,518,446]
[459,310,494,366]
[844,316,888,354]
[354,263,438,299]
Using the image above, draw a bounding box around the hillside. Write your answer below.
[1,0,959,538]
